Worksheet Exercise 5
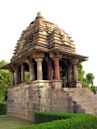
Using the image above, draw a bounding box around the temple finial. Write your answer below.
[37,11,42,17]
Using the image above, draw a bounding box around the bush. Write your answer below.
[17,112,97,129]
[0,103,6,115]
[34,112,76,123]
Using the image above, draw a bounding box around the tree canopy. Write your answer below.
[0,60,12,102]
[78,64,95,92]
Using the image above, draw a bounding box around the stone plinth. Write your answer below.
[7,81,97,121]
[7,81,73,121]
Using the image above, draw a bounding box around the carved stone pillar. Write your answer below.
[30,62,35,81]
[21,64,25,83]
[49,52,62,80]
[72,64,78,82]
[71,59,79,82]
[14,66,18,85]
[10,69,14,86]
[18,69,21,84]
[12,73,14,85]
[33,52,44,80]
[67,65,71,82]
[27,60,35,81]
[35,58,43,80]
[71,59,82,87]
[47,60,53,80]
[54,58,60,80]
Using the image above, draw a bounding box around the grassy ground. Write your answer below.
[0,115,32,129]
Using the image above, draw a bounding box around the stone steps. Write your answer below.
[66,88,97,115]
[64,88,94,94]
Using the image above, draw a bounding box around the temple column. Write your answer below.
[71,59,81,87]
[12,72,15,85]
[47,60,53,80]
[71,59,79,82]
[35,58,43,80]
[72,64,78,82]
[49,52,62,80]
[29,62,35,81]
[10,69,14,86]
[14,66,18,85]
[27,60,35,81]
[21,64,25,83]
[18,68,21,84]
[53,58,60,80]
[67,65,71,82]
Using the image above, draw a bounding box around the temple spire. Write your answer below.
[37,11,42,17]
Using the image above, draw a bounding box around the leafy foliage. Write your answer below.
[86,73,94,84]
[25,72,30,82]
[34,112,74,123]
[0,102,6,115]
[17,112,97,129]
[0,60,12,102]
[0,60,7,68]
[78,64,95,92]
[78,64,85,81]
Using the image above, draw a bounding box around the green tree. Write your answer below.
[0,60,12,102]
[78,64,85,81]
[78,64,88,88]
[78,64,95,92]
[0,60,8,68]
[86,73,94,84]
[86,73,95,93]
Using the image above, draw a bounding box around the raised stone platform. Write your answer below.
[7,81,73,121]
[7,81,97,121]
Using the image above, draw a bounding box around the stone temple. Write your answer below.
[3,12,97,121]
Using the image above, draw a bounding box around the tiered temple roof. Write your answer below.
[11,12,77,62]
[3,12,87,69]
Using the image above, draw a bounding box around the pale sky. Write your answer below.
[0,0,97,84]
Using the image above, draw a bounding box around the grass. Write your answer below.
[0,115,32,129]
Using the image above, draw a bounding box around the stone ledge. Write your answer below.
[11,80,62,88]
